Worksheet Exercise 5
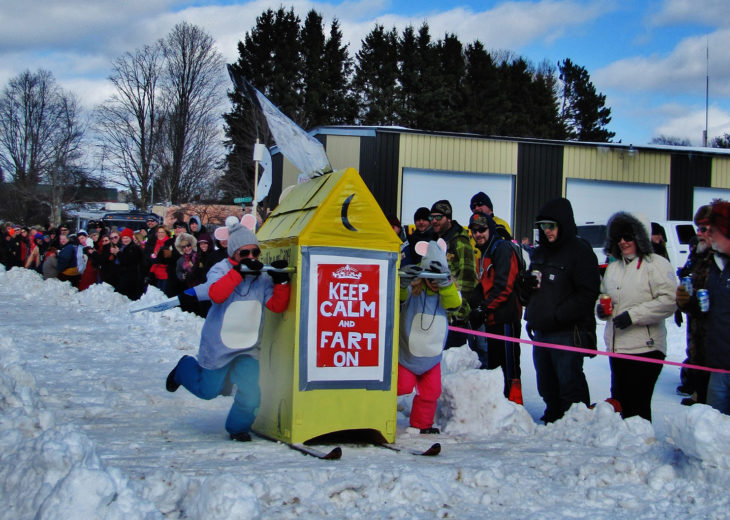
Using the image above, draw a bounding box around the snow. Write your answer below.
[2,264,730,519]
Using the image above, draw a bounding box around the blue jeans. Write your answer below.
[707,372,730,415]
[175,355,261,435]
[532,330,590,423]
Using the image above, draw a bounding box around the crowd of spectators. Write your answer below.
[0,215,219,317]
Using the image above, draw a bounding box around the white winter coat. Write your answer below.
[600,254,677,355]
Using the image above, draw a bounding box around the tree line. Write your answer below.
[4,7,693,226]
[221,8,615,201]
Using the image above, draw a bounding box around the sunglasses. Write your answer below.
[539,222,557,231]
[614,233,635,242]
[697,226,708,233]
[470,226,488,234]
[430,214,446,222]
[235,247,261,258]
[470,202,486,210]
[110,235,120,239]
[182,243,193,248]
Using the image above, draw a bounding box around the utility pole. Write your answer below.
[702,36,710,147]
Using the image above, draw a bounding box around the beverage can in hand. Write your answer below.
[681,276,694,296]
[599,294,613,315]
[697,289,710,312]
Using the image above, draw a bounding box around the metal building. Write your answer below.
[271,126,730,241]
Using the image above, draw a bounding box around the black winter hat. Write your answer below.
[470,191,493,211]
[414,207,431,222]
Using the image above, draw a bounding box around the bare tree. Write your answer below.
[157,22,225,203]
[0,69,87,225]
[95,44,164,209]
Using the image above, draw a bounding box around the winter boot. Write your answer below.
[419,427,440,434]
[508,379,523,405]
[230,431,252,442]
[604,397,622,413]
[165,355,190,393]
[166,367,180,393]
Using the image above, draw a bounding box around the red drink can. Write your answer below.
[599,294,613,315]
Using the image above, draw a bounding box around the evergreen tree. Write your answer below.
[353,25,400,125]
[435,33,466,132]
[498,58,534,137]
[397,25,420,127]
[558,58,614,142]
[710,133,730,149]
[463,40,504,135]
[300,10,327,129]
[527,60,567,139]
[322,18,357,125]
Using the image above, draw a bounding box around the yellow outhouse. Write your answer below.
[253,168,402,444]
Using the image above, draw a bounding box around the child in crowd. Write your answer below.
[397,238,461,434]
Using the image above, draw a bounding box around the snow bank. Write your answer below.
[438,368,536,436]
[0,335,160,519]
[666,404,730,468]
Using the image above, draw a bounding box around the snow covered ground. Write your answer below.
[2,265,730,519]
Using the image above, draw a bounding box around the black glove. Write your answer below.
[236,257,264,276]
[613,311,632,330]
[399,265,423,288]
[519,270,539,291]
[269,259,290,284]
[595,303,610,320]
[674,309,684,327]
[468,305,486,329]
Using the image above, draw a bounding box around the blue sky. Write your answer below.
[1,0,729,146]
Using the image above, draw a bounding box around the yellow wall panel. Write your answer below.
[712,157,730,188]
[398,134,518,175]
[326,135,361,172]
[562,146,671,187]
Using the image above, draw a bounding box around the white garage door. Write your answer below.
[401,168,514,229]
[694,187,730,214]
[566,178,668,225]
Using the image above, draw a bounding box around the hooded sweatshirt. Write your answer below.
[524,198,600,341]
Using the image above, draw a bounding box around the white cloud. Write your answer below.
[594,28,730,97]
[651,0,730,28]
[651,104,730,145]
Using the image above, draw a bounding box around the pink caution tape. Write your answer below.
[449,325,730,375]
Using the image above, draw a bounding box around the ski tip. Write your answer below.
[422,442,441,456]
[323,446,343,460]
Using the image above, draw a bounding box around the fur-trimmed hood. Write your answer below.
[174,233,197,254]
[604,212,653,259]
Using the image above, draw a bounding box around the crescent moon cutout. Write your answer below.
[341,193,357,232]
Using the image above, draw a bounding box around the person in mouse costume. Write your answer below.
[165,215,290,441]
[398,238,462,434]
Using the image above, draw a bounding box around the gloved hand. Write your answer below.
[269,259,290,284]
[399,265,423,288]
[235,257,264,276]
[426,260,452,288]
[468,304,487,329]
[674,309,684,327]
[595,303,610,320]
[613,311,632,330]
[519,270,539,291]
[178,289,198,310]
[676,285,690,307]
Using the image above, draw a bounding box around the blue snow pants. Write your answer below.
[175,354,261,435]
